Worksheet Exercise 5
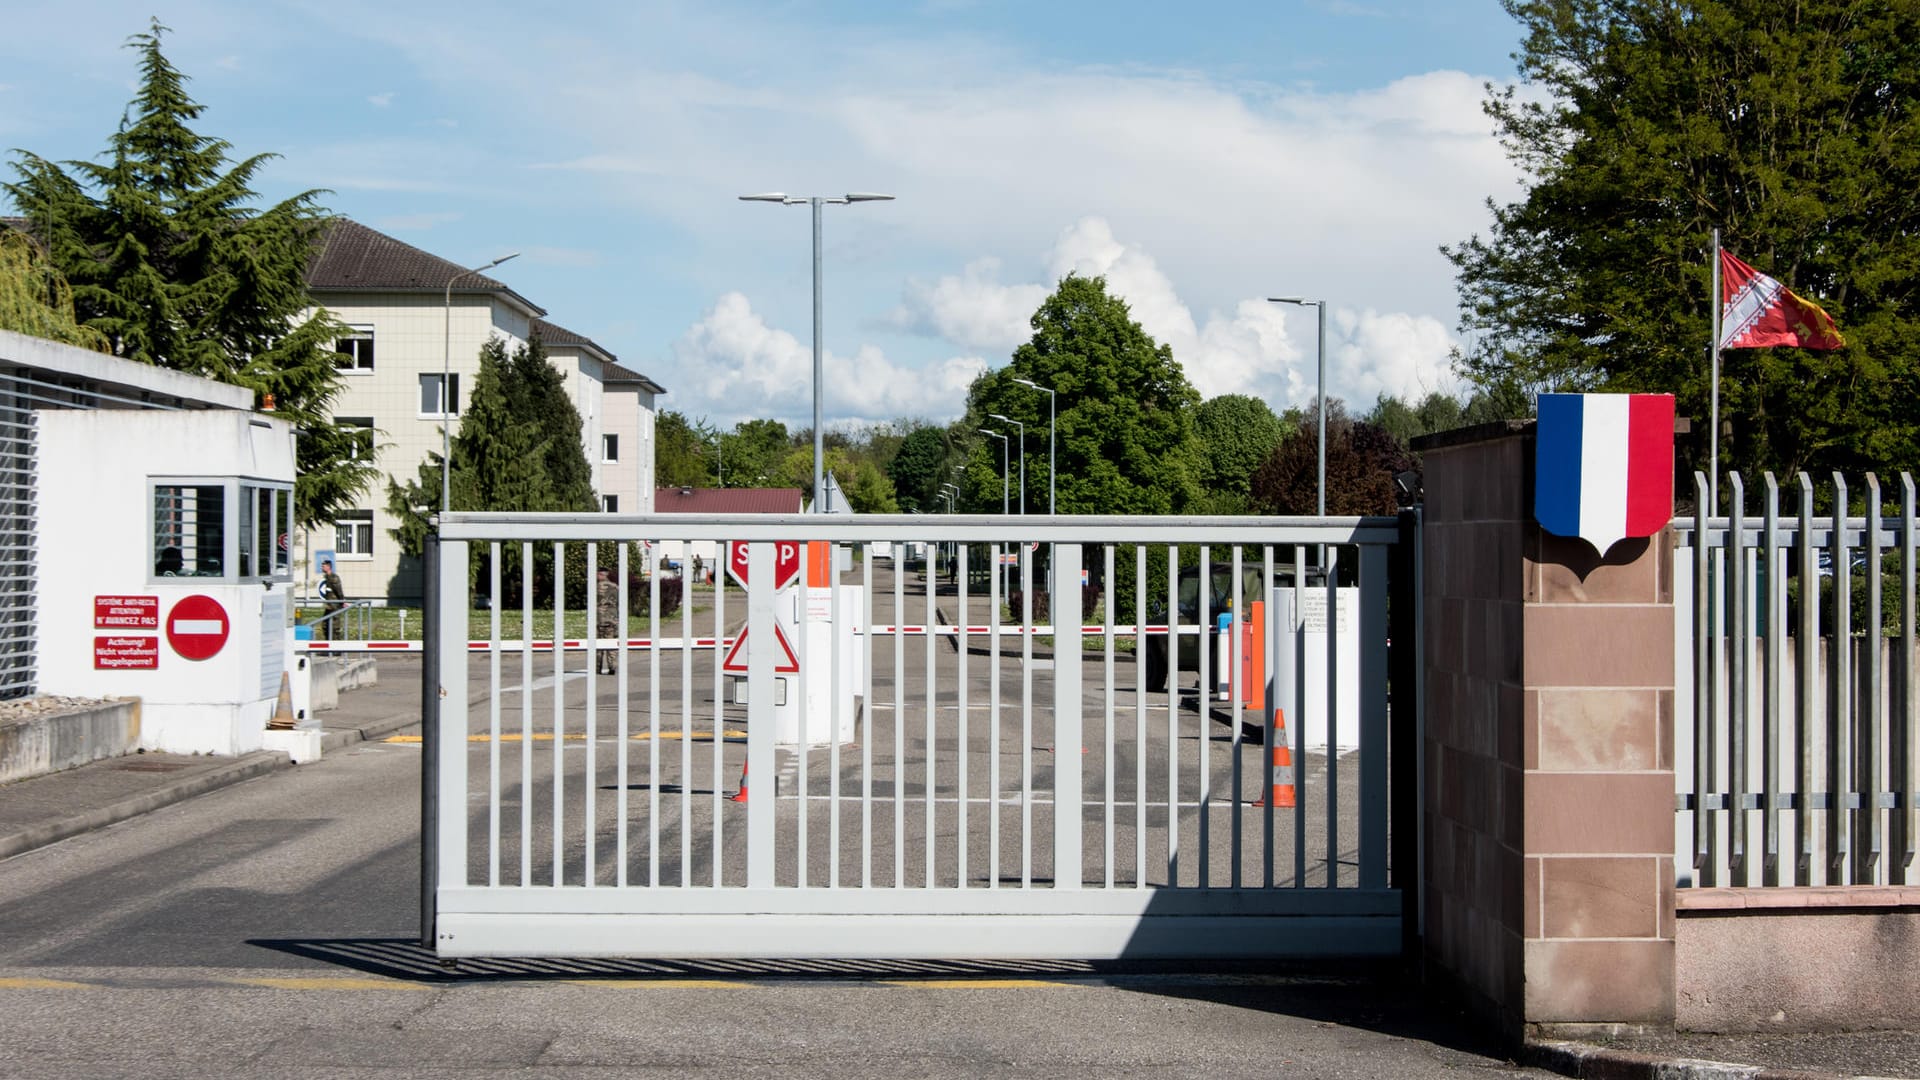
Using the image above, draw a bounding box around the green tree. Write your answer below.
[509,331,598,512]
[3,21,372,527]
[1250,401,1412,516]
[720,418,790,490]
[0,230,107,350]
[968,274,1202,515]
[1194,393,1286,500]
[656,410,715,488]
[887,426,950,511]
[1446,0,1920,482]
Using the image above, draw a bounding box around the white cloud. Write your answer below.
[671,293,987,426]
[886,258,1047,351]
[367,92,393,107]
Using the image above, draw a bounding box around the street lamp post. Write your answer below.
[739,191,895,513]
[988,414,1025,514]
[1268,297,1327,516]
[442,252,519,514]
[979,429,1010,595]
[1010,378,1055,515]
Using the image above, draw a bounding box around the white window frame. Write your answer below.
[418,372,460,419]
[149,476,295,584]
[339,416,375,462]
[602,432,619,463]
[333,509,375,561]
[333,325,376,374]
[601,494,618,513]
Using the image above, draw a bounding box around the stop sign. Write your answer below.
[727,541,802,591]
[166,594,230,661]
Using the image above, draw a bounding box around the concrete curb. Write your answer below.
[0,750,287,861]
[1525,1039,1865,1080]
[319,711,420,753]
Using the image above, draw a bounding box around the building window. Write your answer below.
[334,510,375,558]
[333,327,375,372]
[601,494,618,513]
[419,373,460,417]
[151,478,293,582]
[339,417,374,461]
[602,433,619,462]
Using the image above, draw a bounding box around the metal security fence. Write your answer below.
[1675,471,1920,888]
[423,512,1419,961]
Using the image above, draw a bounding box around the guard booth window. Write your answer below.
[151,479,294,583]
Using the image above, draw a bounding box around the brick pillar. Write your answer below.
[1415,422,1675,1040]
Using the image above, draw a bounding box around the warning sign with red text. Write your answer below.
[95,636,159,670]
[95,595,159,631]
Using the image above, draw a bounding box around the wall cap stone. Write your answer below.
[1677,886,1920,913]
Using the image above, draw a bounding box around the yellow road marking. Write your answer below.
[228,976,432,991]
[879,979,1063,989]
[563,979,751,989]
[0,977,93,989]
[385,730,746,745]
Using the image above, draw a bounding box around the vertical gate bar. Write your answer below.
[1055,543,1085,891]
[488,542,502,887]
[745,541,777,888]
[1359,543,1389,890]
[1104,543,1116,889]
[990,543,1003,890]
[1730,475,1748,884]
[830,547,844,889]
[1797,474,1817,883]
[1865,475,1885,883]
[1293,543,1308,890]
[1135,544,1148,889]
[551,541,565,887]
[797,542,811,889]
[893,545,906,887]
[862,546,875,889]
[1325,543,1339,888]
[1021,547,1034,888]
[420,536,441,947]
[585,542,599,885]
[437,539,470,898]
[680,543,693,887]
[1904,475,1918,883]
[925,537,938,888]
[1763,476,1782,885]
[1263,544,1275,890]
[957,543,969,890]
[1198,545,1211,888]
[1166,544,1179,887]
[712,546,728,886]
[1831,474,1852,882]
[522,545,534,887]
[617,542,630,889]
[1230,545,1244,890]
[649,543,662,887]
[1692,473,1711,883]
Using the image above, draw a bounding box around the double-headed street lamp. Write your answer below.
[739,191,895,513]
[987,413,1025,514]
[1010,378,1055,515]
[1268,296,1327,516]
[442,252,520,513]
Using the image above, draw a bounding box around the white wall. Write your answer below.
[35,409,297,755]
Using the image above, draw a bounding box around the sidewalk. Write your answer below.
[0,656,422,861]
[0,653,1912,1080]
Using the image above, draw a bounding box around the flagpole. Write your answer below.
[1709,227,1722,513]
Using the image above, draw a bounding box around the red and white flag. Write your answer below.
[1719,250,1845,350]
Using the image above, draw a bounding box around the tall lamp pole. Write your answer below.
[1011,378,1055,515]
[1268,297,1327,516]
[739,191,895,512]
[980,429,1010,594]
[443,252,519,514]
[988,413,1025,515]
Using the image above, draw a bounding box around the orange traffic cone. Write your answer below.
[729,760,750,803]
[1252,710,1296,808]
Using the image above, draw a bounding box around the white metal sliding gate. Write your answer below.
[423,513,1417,960]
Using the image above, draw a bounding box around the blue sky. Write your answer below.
[1,1,1534,430]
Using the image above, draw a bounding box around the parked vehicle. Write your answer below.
[1143,564,1317,693]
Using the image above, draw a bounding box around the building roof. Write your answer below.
[306,219,545,318]
[601,359,667,395]
[654,487,803,514]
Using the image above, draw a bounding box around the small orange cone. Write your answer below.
[1252,710,1296,808]
[729,760,750,803]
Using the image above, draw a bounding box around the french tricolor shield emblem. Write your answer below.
[1535,393,1675,554]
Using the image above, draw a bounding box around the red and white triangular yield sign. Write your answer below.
[720,623,801,673]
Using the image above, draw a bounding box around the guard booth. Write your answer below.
[33,408,299,756]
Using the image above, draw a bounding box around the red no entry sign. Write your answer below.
[727,541,801,592]
[166,594,230,661]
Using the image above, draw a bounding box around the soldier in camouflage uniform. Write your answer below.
[596,566,620,674]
